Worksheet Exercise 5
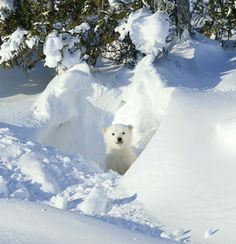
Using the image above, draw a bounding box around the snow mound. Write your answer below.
[32,62,113,164]
[116,8,170,56]
[32,55,173,164]
[118,88,236,243]
[113,55,174,153]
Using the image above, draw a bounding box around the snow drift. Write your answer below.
[0,199,165,244]
[32,62,114,165]
[118,88,236,243]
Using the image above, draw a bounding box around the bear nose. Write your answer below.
[117,137,122,142]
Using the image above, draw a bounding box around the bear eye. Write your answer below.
[122,132,125,135]
[112,133,115,136]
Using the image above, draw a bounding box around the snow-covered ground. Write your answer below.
[0,199,165,244]
[0,30,236,243]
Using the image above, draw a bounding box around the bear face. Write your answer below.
[103,124,133,150]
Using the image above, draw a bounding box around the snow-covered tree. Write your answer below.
[191,0,236,40]
[0,0,145,70]
[1,0,234,72]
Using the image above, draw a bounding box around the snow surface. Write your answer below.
[0,199,166,244]
[0,124,170,243]
[116,38,236,243]
[118,89,236,243]
[0,25,236,244]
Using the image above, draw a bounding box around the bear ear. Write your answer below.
[128,125,133,131]
[102,128,107,133]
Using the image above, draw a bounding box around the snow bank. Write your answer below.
[116,8,170,56]
[113,55,173,153]
[155,34,227,89]
[215,55,236,92]
[0,199,165,244]
[32,62,115,165]
[118,88,236,243]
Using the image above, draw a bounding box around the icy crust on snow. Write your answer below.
[116,8,170,56]
[0,127,102,201]
[118,89,236,243]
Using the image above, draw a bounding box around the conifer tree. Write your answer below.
[0,0,143,69]
[191,0,236,40]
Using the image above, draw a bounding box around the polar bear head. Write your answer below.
[103,124,133,150]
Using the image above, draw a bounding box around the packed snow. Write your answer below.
[0,8,236,244]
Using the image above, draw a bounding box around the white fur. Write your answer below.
[103,124,136,175]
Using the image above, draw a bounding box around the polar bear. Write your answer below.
[102,124,136,175]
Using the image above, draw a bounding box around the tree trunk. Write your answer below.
[49,0,55,12]
[147,0,165,13]
[176,0,191,37]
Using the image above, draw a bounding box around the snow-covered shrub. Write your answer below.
[0,0,13,20]
[191,0,236,41]
[0,0,172,70]
[116,8,170,57]
[0,28,28,65]
[0,27,39,68]
[0,0,146,70]
[43,31,82,73]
